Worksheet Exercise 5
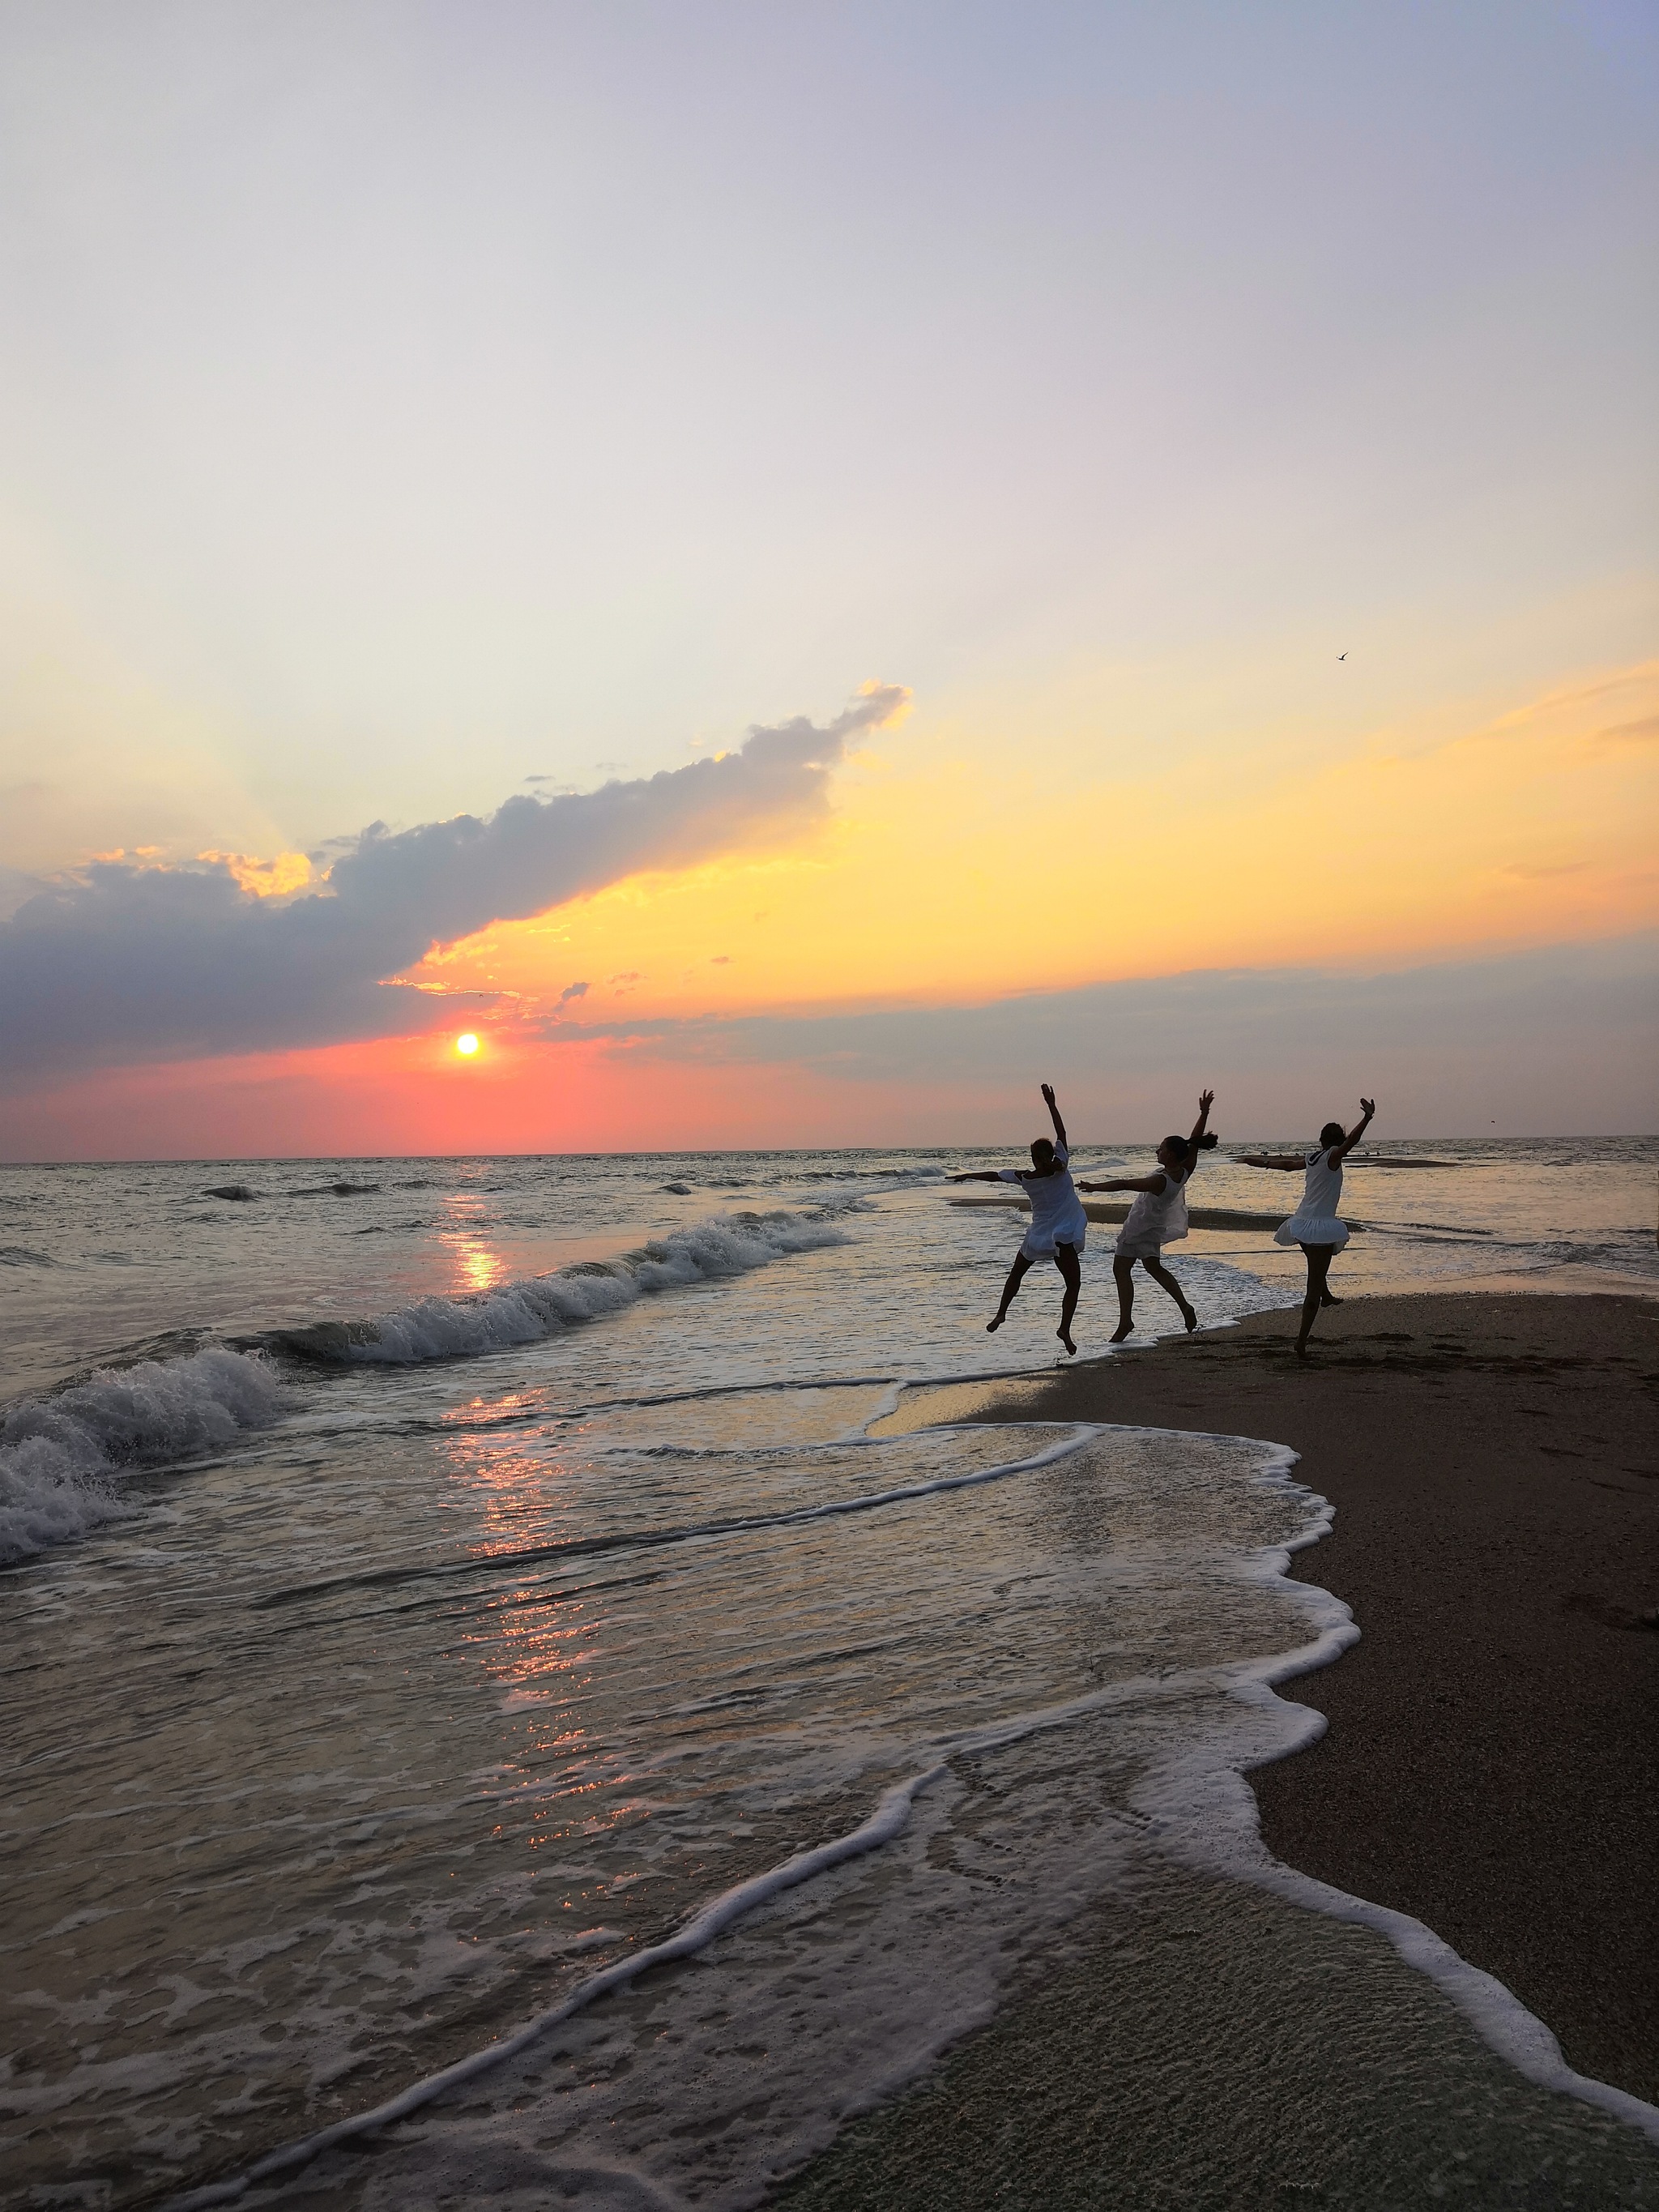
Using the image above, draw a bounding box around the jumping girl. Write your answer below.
[1239,1098,1376,1356]
[951,1083,1091,1356]
[1077,1090,1216,1341]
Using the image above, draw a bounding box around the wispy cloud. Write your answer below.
[0,687,910,1082]
[1590,713,1659,753]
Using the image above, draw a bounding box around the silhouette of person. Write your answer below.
[952,1084,1092,1356]
[1239,1098,1376,1355]
[1078,1091,1217,1341]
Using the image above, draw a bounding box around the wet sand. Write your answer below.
[970,1291,1659,2103]
[775,1292,1659,2208]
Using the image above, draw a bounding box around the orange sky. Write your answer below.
[2,9,1654,1156]
[415,660,1658,1035]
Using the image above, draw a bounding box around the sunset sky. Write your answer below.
[2,2,1654,1157]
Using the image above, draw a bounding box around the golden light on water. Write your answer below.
[455,1032,480,1057]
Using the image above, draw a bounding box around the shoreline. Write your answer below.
[770,1289,1659,2207]
[946,1289,1659,2104]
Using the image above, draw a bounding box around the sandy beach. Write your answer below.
[778,1290,1659,2207]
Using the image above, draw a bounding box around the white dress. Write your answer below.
[1115,1156,1196,1258]
[999,1144,1088,1262]
[1274,1147,1350,1249]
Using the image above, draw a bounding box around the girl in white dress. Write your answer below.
[951,1083,1092,1356]
[1240,1099,1375,1356]
[1077,1091,1215,1341]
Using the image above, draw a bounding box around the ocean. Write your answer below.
[2,1138,1656,2209]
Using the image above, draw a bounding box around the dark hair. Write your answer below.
[1320,1121,1346,1147]
[1162,1131,1219,1158]
[1030,1135,1056,1164]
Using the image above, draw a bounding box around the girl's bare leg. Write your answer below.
[987,1250,1033,1331]
[1111,1255,1137,1342]
[1141,1256,1198,1332]
[1054,1242,1081,1355]
[1295,1245,1333,1356]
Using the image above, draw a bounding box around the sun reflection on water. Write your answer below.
[441,1423,648,1894]
[450,1238,505,1292]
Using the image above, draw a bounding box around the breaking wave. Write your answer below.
[2,1208,853,1563]
[265,1208,853,1365]
[0,1347,285,1566]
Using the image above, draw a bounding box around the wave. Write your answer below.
[264,1208,852,1366]
[0,1347,284,1567]
[2,1207,852,1565]
[0,1244,56,1266]
[785,1163,950,1185]
[203,1184,260,1202]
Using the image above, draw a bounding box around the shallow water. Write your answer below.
[2,1141,1655,2207]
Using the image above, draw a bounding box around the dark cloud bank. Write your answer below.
[0,690,906,1082]
[574,935,1659,1133]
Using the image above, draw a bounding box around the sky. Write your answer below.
[1,0,1654,1157]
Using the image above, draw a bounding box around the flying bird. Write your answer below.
[1337,652,1347,661]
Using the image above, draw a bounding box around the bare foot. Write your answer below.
[986,1315,1004,1333]
[1294,1339,1311,1360]
[1058,1326,1077,1356]
[1110,1321,1134,1343]
[1180,1304,1199,1333]
[1320,1292,1342,1309]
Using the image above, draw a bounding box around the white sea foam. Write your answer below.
[0,1347,284,1565]
[162,1768,949,2210]
[2,1208,854,1562]
[152,1425,1659,2211]
[279,1209,853,1366]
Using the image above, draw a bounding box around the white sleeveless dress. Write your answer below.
[1274,1147,1350,1249]
[1115,1159,1194,1258]
[998,1144,1089,1261]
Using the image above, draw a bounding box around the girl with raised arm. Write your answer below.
[1239,1099,1376,1356]
[1077,1091,1216,1342]
[952,1083,1091,1356]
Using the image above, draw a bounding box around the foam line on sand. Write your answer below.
[161,1767,952,2210]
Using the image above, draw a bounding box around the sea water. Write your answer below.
[2,1140,1655,2208]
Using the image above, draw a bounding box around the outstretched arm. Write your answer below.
[1236,1152,1305,1172]
[1332,1098,1376,1164]
[1077,1175,1167,1195]
[950,1169,1007,1183]
[1041,1082,1068,1151]
[1189,1089,1214,1151]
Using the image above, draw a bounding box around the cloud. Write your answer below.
[557,980,590,1006]
[548,933,1659,1133]
[0,686,910,1083]
[320,684,908,948]
[195,849,313,897]
[1590,713,1659,753]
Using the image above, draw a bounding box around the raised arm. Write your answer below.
[1189,1088,1214,1151]
[1040,1082,1068,1151]
[1332,1098,1376,1164]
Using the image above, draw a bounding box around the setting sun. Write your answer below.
[455,1033,480,1057]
